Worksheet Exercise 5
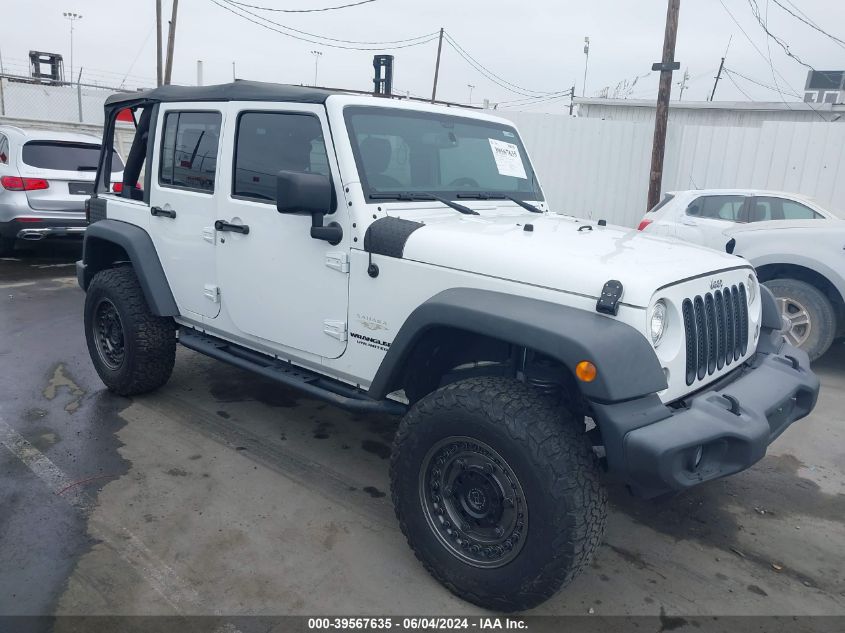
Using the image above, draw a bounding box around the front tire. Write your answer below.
[763,278,836,361]
[84,267,176,396]
[390,376,607,612]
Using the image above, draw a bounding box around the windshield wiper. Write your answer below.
[457,192,543,214]
[369,192,479,215]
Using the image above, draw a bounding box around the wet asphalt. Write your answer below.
[1,239,844,623]
[0,241,131,619]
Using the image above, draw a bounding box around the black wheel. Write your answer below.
[84,267,176,396]
[764,278,836,361]
[0,236,15,256]
[390,376,607,611]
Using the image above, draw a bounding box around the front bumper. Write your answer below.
[591,339,820,498]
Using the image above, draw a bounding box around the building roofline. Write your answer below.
[573,97,845,112]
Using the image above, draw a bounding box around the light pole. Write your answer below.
[467,83,475,104]
[63,11,83,83]
[311,50,323,86]
[582,36,590,97]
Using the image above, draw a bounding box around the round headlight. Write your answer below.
[650,300,667,346]
[746,273,757,304]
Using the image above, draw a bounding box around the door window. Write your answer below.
[233,111,329,204]
[748,197,823,221]
[159,111,222,193]
[687,195,745,221]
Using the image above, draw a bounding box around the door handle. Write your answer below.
[214,220,250,235]
[151,206,176,219]
[682,218,697,226]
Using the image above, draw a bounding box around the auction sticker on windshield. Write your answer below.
[488,138,527,179]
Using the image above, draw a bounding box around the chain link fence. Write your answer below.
[0,73,139,125]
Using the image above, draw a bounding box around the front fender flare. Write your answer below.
[77,219,178,317]
[368,288,666,403]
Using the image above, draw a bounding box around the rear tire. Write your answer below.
[763,278,836,361]
[84,267,176,396]
[390,376,607,612]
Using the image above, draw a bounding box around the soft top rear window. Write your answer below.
[22,141,124,172]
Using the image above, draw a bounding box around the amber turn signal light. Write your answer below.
[575,361,597,383]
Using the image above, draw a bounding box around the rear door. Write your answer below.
[148,105,223,320]
[674,194,749,250]
[18,140,124,211]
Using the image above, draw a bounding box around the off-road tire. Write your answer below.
[390,376,607,612]
[84,266,176,396]
[764,278,836,361]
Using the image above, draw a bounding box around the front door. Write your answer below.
[215,104,349,359]
[148,105,223,319]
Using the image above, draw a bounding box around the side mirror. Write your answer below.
[687,204,700,217]
[276,171,343,245]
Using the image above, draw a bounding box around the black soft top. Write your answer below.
[104,81,341,109]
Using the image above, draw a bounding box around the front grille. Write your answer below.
[682,284,748,386]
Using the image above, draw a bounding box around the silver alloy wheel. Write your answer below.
[777,296,812,347]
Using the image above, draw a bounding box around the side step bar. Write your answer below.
[179,328,408,416]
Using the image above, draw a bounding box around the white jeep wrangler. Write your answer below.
[78,82,819,611]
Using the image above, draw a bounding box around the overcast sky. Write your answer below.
[4,0,845,111]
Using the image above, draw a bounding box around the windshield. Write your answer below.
[22,141,124,172]
[344,106,543,202]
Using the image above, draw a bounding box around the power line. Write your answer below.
[225,0,377,12]
[772,0,845,49]
[746,0,812,69]
[218,0,436,45]
[724,66,799,97]
[724,67,755,100]
[210,0,438,49]
[443,33,555,97]
[760,0,794,112]
[716,0,795,89]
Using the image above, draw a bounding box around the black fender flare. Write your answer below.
[77,219,178,317]
[367,288,667,403]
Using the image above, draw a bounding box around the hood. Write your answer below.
[397,209,747,308]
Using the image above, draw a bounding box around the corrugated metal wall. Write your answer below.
[499,111,845,227]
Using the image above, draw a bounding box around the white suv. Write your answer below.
[0,125,124,254]
[76,82,819,611]
[638,188,837,250]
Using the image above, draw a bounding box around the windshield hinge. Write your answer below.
[325,252,349,273]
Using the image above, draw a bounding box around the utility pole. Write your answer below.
[155,0,163,86]
[164,0,179,85]
[678,67,689,100]
[646,0,681,212]
[197,60,203,86]
[569,84,576,115]
[709,57,725,101]
[430,28,444,103]
[709,37,731,101]
[467,84,475,104]
[232,61,236,81]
